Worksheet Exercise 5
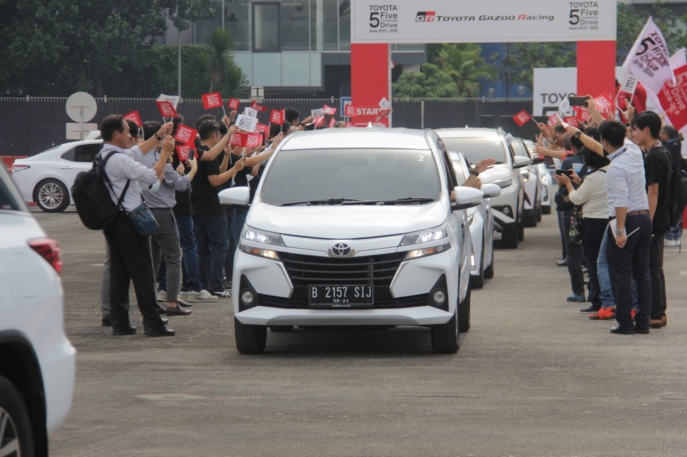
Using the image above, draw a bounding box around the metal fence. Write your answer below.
[0,98,536,157]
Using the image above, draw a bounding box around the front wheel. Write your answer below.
[518,219,525,242]
[235,318,267,354]
[483,245,495,279]
[0,376,35,457]
[431,312,459,354]
[34,179,69,212]
[542,204,552,215]
[470,242,485,289]
[501,226,519,249]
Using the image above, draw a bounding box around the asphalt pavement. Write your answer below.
[37,209,687,457]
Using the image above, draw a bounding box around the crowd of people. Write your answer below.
[97,107,324,336]
[533,96,686,334]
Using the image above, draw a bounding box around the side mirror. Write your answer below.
[219,187,250,208]
[513,156,531,168]
[451,186,483,211]
[480,183,501,198]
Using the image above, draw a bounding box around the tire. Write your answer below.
[536,203,543,222]
[542,204,552,215]
[269,325,294,333]
[459,285,471,333]
[501,226,519,249]
[34,178,69,212]
[431,312,459,354]
[234,318,267,354]
[483,245,494,279]
[518,219,525,242]
[0,375,35,457]
[523,210,537,228]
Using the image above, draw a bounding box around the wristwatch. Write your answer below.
[154,133,163,142]
[573,130,582,139]
[469,168,479,177]
[614,228,626,236]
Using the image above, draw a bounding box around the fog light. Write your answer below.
[241,291,255,305]
[503,206,511,215]
[432,290,446,304]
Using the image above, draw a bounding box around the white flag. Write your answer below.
[557,97,572,117]
[671,48,687,70]
[618,73,639,97]
[622,17,675,94]
[156,94,180,109]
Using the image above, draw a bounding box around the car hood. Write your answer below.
[247,201,448,239]
[478,164,511,184]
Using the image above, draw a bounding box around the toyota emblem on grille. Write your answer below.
[329,243,354,257]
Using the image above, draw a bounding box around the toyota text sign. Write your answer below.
[351,0,616,44]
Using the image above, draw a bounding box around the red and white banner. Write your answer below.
[574,106,591,123]
[658,64,687,131]
[344,104,356,117]
[314,115,326,128]
[202,92,223,110]
[250,100,268,112]
[328,117,337,128]
[256,124,269,135]
[156,101,177,119]
[230,133,244,147]
[244,133,262,148]
[593,94,614,116]
[123,110,142,127]
[547,113,558,126]
[227,98,240,110]
[176,145,192,162]
[623,17,675,94]
[174,125,198,145]
[512,110,532,127]
[269,109,284,125]
[563,116,579,128]
[350,107,388,117]
[323,104,337,115]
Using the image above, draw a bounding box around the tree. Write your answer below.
[436,44,495,97]
[393,63,460,98]
[206,28,234,92]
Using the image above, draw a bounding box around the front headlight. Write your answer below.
[404,243,451,260]
[241,226,285,246]
[400,223,448,246]
[492,177,512,188]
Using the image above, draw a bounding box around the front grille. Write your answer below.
[258,291,427,309]
[279,252,406,286]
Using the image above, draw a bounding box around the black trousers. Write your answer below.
[563,214,585,295]
[606,214,652,330]
[104,212,165,331]
[649,233,667,320]
[582,218,608,309]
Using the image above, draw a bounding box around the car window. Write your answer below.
[511,139,529,158]
[0,165,26,211]
[260,149,441,206]
[441,137,507,165]
[438,140,459,193]
[62,144,101,162]
[448,153,468,186]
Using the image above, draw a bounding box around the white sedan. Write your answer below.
[449,151,501,289]
[11,134,102,212]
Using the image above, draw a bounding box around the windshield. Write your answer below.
[510,139,530,158]
[441,137,507,165]
[260,149,441,206]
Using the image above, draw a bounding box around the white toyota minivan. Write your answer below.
[220,128,484,354]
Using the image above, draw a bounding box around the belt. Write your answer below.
[627,210,649,216]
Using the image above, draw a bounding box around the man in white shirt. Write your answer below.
[98,114,177,337]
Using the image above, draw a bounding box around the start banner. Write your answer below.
[351,0,616,44]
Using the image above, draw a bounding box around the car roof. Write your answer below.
[280,128,432,151]
[435,128,505,139]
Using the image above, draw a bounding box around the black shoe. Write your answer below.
[610,325,636,335]
[166,305,192,316]
[579,305,600,313]
[144,326,175,337]
[634,326,650,335]
[556,258,568,266]
[102,316,111,327]
[177,298,192,308]
[145,318,169,325]
[113,325,136,336]
[157,304,167,314]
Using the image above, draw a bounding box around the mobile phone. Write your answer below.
[569,96,589,107]
[188,150,195,161]
[555,169,573,176]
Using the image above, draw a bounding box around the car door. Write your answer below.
[58,142,102,190]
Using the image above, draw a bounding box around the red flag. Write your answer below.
[563,116,580,128]
[202,92,223,110]
[174,125,198,145]
[380,109,392,117]
[156,101,177,119]
[245,133,262,148]
[574,106,591,123]
[512,110,532,127]
[176,145,192,162]
[547,114,559,126]
[269,109,284,125]
[250,100,268,112]
[256,124,269,135]
[123,110,142,127]
[593,94,614,115]
[328,117,337,128]
[323,104,337,115]
[227,98,240,110]
[314,115,325,128]
[230,133,245,147]
[658,64,687,131]
[344,104,355,117]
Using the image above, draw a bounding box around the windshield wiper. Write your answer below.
[378,197,436,205]
[281,198,369,207]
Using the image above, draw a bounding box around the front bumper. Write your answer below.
[485,183,518,233]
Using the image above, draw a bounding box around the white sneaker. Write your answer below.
[186,290,219,302]
[211,289,232,299]
[664,239,678,247]
[156,290,167,302]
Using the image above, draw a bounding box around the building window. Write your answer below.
[252,2,280,52]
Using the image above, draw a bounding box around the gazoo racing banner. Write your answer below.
[351,0,616,44]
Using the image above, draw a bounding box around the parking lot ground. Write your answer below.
[38,209,687,457]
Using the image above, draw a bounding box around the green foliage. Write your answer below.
[436,44,495,97]
[393,63,460,98]
[616,3,687,64]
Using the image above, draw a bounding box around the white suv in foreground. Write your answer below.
[220,128,484,354]
[1,163,76,455]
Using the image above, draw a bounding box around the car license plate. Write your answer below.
[308,285,374,307]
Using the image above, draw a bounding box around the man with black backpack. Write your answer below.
[97,114,177,337]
